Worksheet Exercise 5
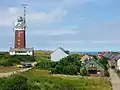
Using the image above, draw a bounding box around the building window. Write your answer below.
[89,63,95,67]
[21,51,27,53]
[18,39,20,41]
[15,51,21,53]
[18,43,20,45]
[15,51,27,53]
[18,34,20,37]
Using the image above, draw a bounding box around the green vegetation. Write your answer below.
[0,54,35,66]
[21,69,111,90]
[50,54,82,75]
[34,50,51,59]
[0,75,28,90]
[36,54,110,77]
[0,50,51,67]
[98,57,109,76]
[98,57,108,70]
[0,69,112,90]
[80,67,88,76]
[36,60,51,70]
[36,54,82,75]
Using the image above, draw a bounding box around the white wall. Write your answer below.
[117,59,120,66]
[9,51,33,56]
[117,59,120,70]
[51,49,68,62]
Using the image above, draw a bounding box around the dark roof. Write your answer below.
[103,52,110,57]
[82,59,105,70]
[52,47,69,54]
[10,48,34,52]
[116,54,120,60]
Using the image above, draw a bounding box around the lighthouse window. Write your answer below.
[18,43,20,45]
[18,34,20,37]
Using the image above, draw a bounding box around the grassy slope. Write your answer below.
[34,50,51,62]
[0,66,21,73]
[21,69,112,90]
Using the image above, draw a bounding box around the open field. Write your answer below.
[21,69,112,90]
[0,66,21,73]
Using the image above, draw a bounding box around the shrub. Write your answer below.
[104,71,110,77]
[0,55,35,66]
[36,60,51,70]
[50,54,82,75]
[80,67,88,76]
[4,75,28,90]
[0,75,28,90]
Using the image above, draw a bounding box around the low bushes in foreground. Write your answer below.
[0,69,112,90]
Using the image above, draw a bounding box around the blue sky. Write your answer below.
[0,0,120,51]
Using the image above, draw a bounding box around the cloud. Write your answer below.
[0,7,68,27]
[55,40,85,44]
[27,8,68,25]
[28,28,79,36]
[91,40,120,44]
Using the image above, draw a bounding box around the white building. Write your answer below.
[51,47,69,62]
[116,59,120,70]
[9,48,34,56]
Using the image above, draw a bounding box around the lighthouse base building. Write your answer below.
[9,16,34,56]
[9,48,34,56]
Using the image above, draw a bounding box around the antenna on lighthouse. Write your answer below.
[22,4,28,29]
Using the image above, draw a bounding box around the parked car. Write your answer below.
[22,64,32,68]
[16,65,23,68]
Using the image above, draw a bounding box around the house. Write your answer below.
[109,59,116,68]
[81,59,105,77]
[51,47,69,61]
[9,48,34,56]
[116,59,120,70]
[80,55,93,64]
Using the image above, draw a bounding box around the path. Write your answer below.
[0,68,31,78]
[109,69,120,90]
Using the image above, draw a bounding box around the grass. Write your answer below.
[21,69,112,90]
[0,66,21,73]
[35,56,51,62]
[34,50,51,57]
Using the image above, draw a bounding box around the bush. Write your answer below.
[36,60,51,70]
[50,54,82,75]
[0,55,35,66]
[0,75,28,90]
[4,75,28,90]
[104,71,110,77]
[80,67,88,76]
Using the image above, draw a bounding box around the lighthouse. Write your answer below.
[14,16,26,48]
[9,5,34,56]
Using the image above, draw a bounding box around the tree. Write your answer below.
[63,65,78,75]
[54,64,63,74]
[50,54,82,75]
[98,57,108,70]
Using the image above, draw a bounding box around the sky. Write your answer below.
[0,0,120,52]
